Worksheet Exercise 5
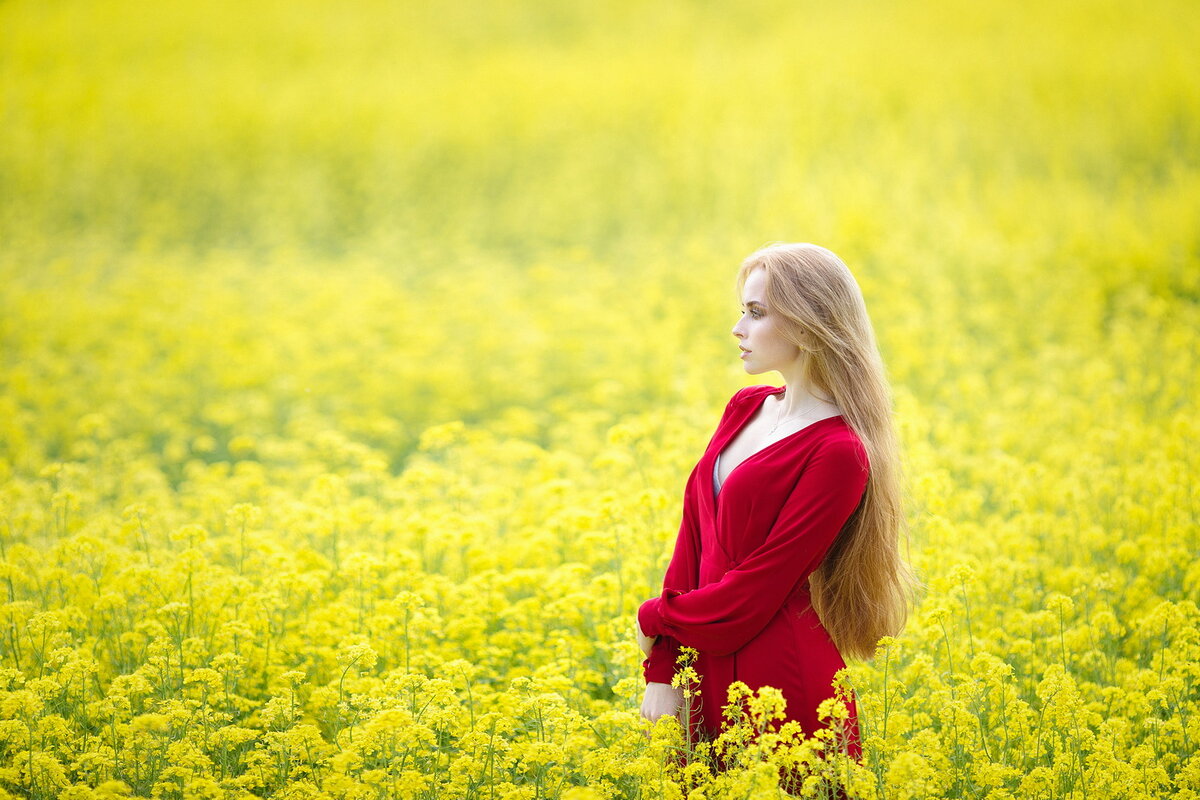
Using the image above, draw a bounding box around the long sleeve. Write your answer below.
[638,436,868,657]
[642,389,748,683]
[642,456,703,683]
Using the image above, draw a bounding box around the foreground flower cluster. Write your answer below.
[2,0,1198,796]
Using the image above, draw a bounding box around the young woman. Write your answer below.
[635,242,914,757]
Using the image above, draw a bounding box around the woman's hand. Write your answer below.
[641,681,684,722]
[635,617,656,658]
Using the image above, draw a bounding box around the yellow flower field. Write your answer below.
[1,0,1197,797]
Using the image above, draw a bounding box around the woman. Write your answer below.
[635,242,914,757]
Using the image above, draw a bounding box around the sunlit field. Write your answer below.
[2,0,1198,797]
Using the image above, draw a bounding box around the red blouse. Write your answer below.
[638,385,868,750]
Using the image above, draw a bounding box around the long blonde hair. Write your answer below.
[737,242,916,660]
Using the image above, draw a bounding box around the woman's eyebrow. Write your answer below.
[742,299,765,308]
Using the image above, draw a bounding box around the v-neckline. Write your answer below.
[713,389,843,501]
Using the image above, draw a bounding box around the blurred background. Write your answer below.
[2,0,1196,453]
[5,0,1196,462]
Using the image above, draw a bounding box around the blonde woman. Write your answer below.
[636,243,915,758]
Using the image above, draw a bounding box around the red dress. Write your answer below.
[638,385,867,755]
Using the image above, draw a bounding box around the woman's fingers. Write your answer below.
[635,619,656,657]
[637,620,658,657]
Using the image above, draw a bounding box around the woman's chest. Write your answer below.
[694,447,812,564]
[713,413,780,489]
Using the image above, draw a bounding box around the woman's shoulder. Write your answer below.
[725,384,780,409]
[712,385,776,430]
[812,417,870,472]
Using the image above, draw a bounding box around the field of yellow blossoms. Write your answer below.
[1,0,1198,797]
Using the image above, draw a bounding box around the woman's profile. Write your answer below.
[635,242,915,759]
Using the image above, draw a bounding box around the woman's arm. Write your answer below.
[637,437,868,657]
[641,502,697,682]
[638,388,752,682]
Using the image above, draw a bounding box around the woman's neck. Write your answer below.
[775,361,837,418]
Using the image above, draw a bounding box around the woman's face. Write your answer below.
[731,268,801,375]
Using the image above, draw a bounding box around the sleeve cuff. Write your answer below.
[643,655,677,684]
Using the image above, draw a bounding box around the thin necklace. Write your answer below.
[768,393,821,435]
